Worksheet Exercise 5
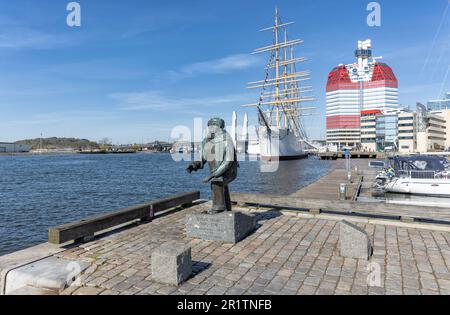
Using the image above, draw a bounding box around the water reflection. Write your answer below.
[235,156,331,195]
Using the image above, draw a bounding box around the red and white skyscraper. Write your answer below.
[326,40,398,148]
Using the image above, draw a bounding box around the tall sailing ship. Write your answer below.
[243,8,315,161]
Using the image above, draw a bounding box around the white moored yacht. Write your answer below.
[378,156,450,197]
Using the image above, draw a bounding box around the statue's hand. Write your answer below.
[186,162,201,173]
[202,175,214,183]
[186,164,195,173]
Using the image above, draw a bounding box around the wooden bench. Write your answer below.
[48,191,200,245]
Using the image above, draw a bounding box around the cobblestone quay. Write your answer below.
[57,202,450,295]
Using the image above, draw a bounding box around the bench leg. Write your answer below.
[75,234,95,243]
[141,205,155,222]
[401,216,415,223]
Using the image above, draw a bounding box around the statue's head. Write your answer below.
[207,117,225,138]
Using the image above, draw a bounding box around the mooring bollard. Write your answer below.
[338,183,347,200]
[151,242,192,286]
[339,220,373,260]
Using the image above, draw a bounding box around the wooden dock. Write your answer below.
[290,169,362,201]
[232,161,450,224]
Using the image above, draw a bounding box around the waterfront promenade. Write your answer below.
[57,202,450,295]
[2,161,450,295]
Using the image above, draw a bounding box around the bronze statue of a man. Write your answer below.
[187,117,238,214]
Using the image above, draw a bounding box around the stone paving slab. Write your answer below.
[58,203,450,295]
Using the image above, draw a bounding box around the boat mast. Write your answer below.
[274,7,280,129]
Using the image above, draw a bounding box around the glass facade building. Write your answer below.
[427,93,450,111]
[376,114,398,151]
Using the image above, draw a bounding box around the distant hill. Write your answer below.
[16,137,100,150]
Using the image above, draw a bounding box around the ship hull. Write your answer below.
[259,127,307,161]
[384,177,450,197]
[247,140,260,155]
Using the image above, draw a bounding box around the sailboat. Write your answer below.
[242,8,315,161]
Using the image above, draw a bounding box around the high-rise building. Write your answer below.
[326,40,399,149]
[428,92,450,111]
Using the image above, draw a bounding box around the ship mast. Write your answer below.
[274,7,280,128]
[283,28,288,129]
[243,8,315,133]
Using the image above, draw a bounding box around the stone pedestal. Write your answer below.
[186,211,256,244]
[151,242,192,286]
[339,220,372,260]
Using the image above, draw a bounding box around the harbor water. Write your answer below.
[0,153,332,256]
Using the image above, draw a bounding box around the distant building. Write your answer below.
[417,112,446,152]
[376,112,398,152]
[428,94,450,150]
[0,142,30,153]
[360,109,380,152]
[397,104,447,154]
[427,92,450,111]
[429,109,450,150]
[326,39,399,149]
[360,109,399,152]
[398,111,417,154]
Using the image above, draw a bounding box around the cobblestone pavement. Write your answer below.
[58,203,450,295]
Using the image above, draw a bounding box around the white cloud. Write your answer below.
[0,27,70,49]
[168,53,263,79]
[3,110,115,127]
[110,90,255,112]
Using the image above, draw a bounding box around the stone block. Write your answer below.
[339,220,372,260]
[186,211,256,244]
[151,242,192,286]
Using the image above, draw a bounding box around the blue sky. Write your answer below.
[0,0,449,143]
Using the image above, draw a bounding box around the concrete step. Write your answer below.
[7,285,58,295]
[4,256,90,295]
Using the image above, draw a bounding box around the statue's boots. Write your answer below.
[210,181,228,214]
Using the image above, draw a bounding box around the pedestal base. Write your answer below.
[186,211,256,244]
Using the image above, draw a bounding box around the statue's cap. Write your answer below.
[207,117,225,129]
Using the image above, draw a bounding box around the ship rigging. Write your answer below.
[242,8,316,160]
